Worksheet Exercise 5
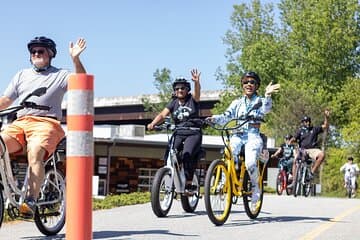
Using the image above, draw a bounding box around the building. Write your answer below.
[58,90,277,195]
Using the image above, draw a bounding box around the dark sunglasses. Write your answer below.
[31,49,45,55]
[175,87,187,91]
[242,80,256,85]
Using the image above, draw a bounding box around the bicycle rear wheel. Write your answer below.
[180,173,200,213]
[243,169,264,219]
[293,165,302,197]
[204,159,232,226]
[151,167,175,217]
[276,171,285,195]
[35,168,66,236]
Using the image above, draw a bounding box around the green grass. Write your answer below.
[93,192,151,210]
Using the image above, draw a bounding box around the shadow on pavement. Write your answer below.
[93,229,199,239]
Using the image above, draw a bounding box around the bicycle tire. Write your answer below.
[204,159,232,226]
[180,173,200,213]
[293,165,302,197]
[151,167,174,217]
[34,168,66,236]
[276,171,284,195]
[285,173,293,195]
[243,169,263,219]
[0,189,4,228]
[303,168,312,197]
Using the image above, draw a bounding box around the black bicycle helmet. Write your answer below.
[172,78,191,91]
[301,116,311,123]
[241,71,261,86]
[27,36,57,57]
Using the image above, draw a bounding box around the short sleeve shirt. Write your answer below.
[295,126,323,149]
[281,143,295,159]
[166,94,200,127]
[3,66,70,120]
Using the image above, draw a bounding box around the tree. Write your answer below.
[215,0,360,141]
[141,68,173,116]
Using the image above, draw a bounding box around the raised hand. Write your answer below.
[69,38,87,59]
[191,69,201,83]
[265,81,281,97]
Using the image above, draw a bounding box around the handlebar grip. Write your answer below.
[34,105,51,111]
[22,101,50,111]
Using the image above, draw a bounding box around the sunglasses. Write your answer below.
[242,80,256,85]
[31,49,45,55]
[175,87,187,91]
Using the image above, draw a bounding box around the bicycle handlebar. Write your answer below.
[0,101,51,118]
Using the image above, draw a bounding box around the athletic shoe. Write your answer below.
[19,197,36,218]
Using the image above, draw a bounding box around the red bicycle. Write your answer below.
[276,158,293,195]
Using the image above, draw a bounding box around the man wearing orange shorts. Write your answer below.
[0,36,87,217]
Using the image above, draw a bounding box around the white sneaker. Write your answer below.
[251,185,261,211]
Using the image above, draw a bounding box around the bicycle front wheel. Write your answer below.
[35,168,66,236]
[293,165,302,197]
[303,168,312,197]
[204,159,232,226]
[151,167,174,217]
[243,169,264,219]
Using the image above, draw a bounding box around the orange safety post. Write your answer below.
[66,74,94,240]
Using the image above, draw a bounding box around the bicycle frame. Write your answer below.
[151,120,203,217]
[0,139,63,208]
[212,121,268,198]
[165,134,186,193]
[293,149,313,197]
[0,137,27,204]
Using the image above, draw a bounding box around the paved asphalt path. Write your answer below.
[1,194,360,239]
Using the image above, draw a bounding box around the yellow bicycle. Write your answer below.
[204,102,269,226]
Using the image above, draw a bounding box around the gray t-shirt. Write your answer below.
[3,66,71,120]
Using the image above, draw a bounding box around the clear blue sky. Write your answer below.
[0,1,275,98]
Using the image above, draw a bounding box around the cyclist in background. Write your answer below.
[340,156,359,197]
[271,134,295,181]
[147,69,202,194]
[206,71,280,209]
[291,110,330,180]
[0,36,86,217]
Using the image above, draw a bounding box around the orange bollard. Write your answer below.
[66,74,94,240]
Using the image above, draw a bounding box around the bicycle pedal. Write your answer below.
[19,212,35,220]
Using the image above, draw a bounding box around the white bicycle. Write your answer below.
[150,118,205,217]
[0,87,66,236]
